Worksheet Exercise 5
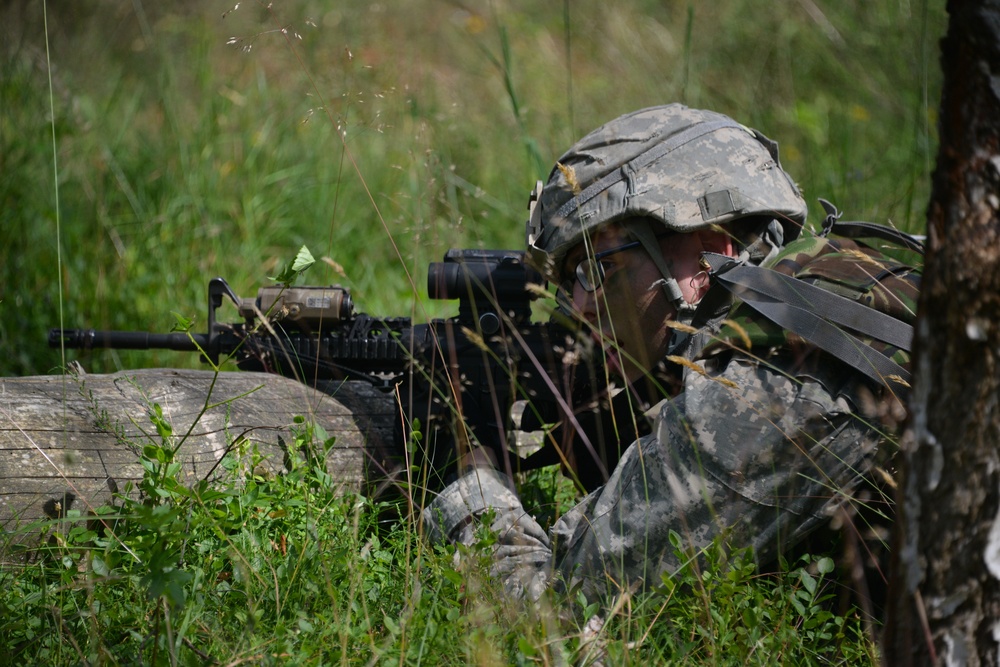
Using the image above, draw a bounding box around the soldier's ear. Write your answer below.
[697,229,735,258]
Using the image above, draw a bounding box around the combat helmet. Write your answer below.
[525,104,808,311]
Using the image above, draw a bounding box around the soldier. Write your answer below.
[422,104,917,606]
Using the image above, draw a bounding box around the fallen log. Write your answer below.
[0,369,397,532]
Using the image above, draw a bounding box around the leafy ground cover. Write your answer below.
[1,406,876,665]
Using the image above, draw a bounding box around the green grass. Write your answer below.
[1,408,877,665]
[1,0,944,377]
[0,0,947,663]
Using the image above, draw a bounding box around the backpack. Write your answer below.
[699,200,923,392]
[697,202,923,618]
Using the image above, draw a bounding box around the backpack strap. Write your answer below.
[818,199,926,253]
[702,252,913,387]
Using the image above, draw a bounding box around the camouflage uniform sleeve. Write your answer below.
[422,466,556,600]
[425,354,878,602]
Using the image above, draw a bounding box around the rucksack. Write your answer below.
[697,201,923,618]
[700,200,923,392]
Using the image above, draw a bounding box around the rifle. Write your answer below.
[50,249,611,489]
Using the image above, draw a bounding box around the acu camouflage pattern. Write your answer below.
[422,298,888,601]
[424,106,907,604]
[702,234,922,384]
[424,350,881,602]
[525,104,808,276]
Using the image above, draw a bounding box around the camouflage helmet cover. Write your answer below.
[525,104,808,276]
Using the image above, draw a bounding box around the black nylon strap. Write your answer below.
[731,294,910,386]
[818,198,926,253]
[705,255,912,386]
[709,260,914,350]
[825,219,926,253]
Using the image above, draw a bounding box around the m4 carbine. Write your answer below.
[50,249,612,489]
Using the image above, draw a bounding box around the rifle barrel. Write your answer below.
[49,328,208,352]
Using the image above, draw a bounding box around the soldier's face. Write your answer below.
[564,224,726,382]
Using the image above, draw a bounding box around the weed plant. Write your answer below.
[0,1,946,664]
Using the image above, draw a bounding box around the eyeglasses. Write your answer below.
[570,239,646,292]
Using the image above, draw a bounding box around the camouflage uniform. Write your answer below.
[422,105,911,602]
[423,261,895,601]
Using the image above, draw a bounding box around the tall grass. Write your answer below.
[1,0,946,663]
[1,0,944,376]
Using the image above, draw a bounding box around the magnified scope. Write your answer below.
[427,249,543,332]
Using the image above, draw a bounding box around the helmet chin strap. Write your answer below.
[626,219,698,319]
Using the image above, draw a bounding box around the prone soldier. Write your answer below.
[423,104,919,611]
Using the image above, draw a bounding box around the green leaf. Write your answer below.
[270,245,315,285]
[291,245,315,273]
[91,555,109,577]
[668,529,682,549]
[170,312,194,333]
[799,570,817,596]
[383,612,400,636]
[518,637,538,657]
[791,596,808,617]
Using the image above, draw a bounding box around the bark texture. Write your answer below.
[0,369,395,534]
[882,0,1000,663]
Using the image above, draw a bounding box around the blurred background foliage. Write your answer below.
[1,0,946,376]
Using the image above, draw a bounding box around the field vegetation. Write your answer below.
[1,0,946,663]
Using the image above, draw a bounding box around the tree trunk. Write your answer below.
[0,369,397,535]
[882,0,1000,663]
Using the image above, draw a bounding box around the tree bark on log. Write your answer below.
[0,369,396,534]
[882,0,1000,663]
